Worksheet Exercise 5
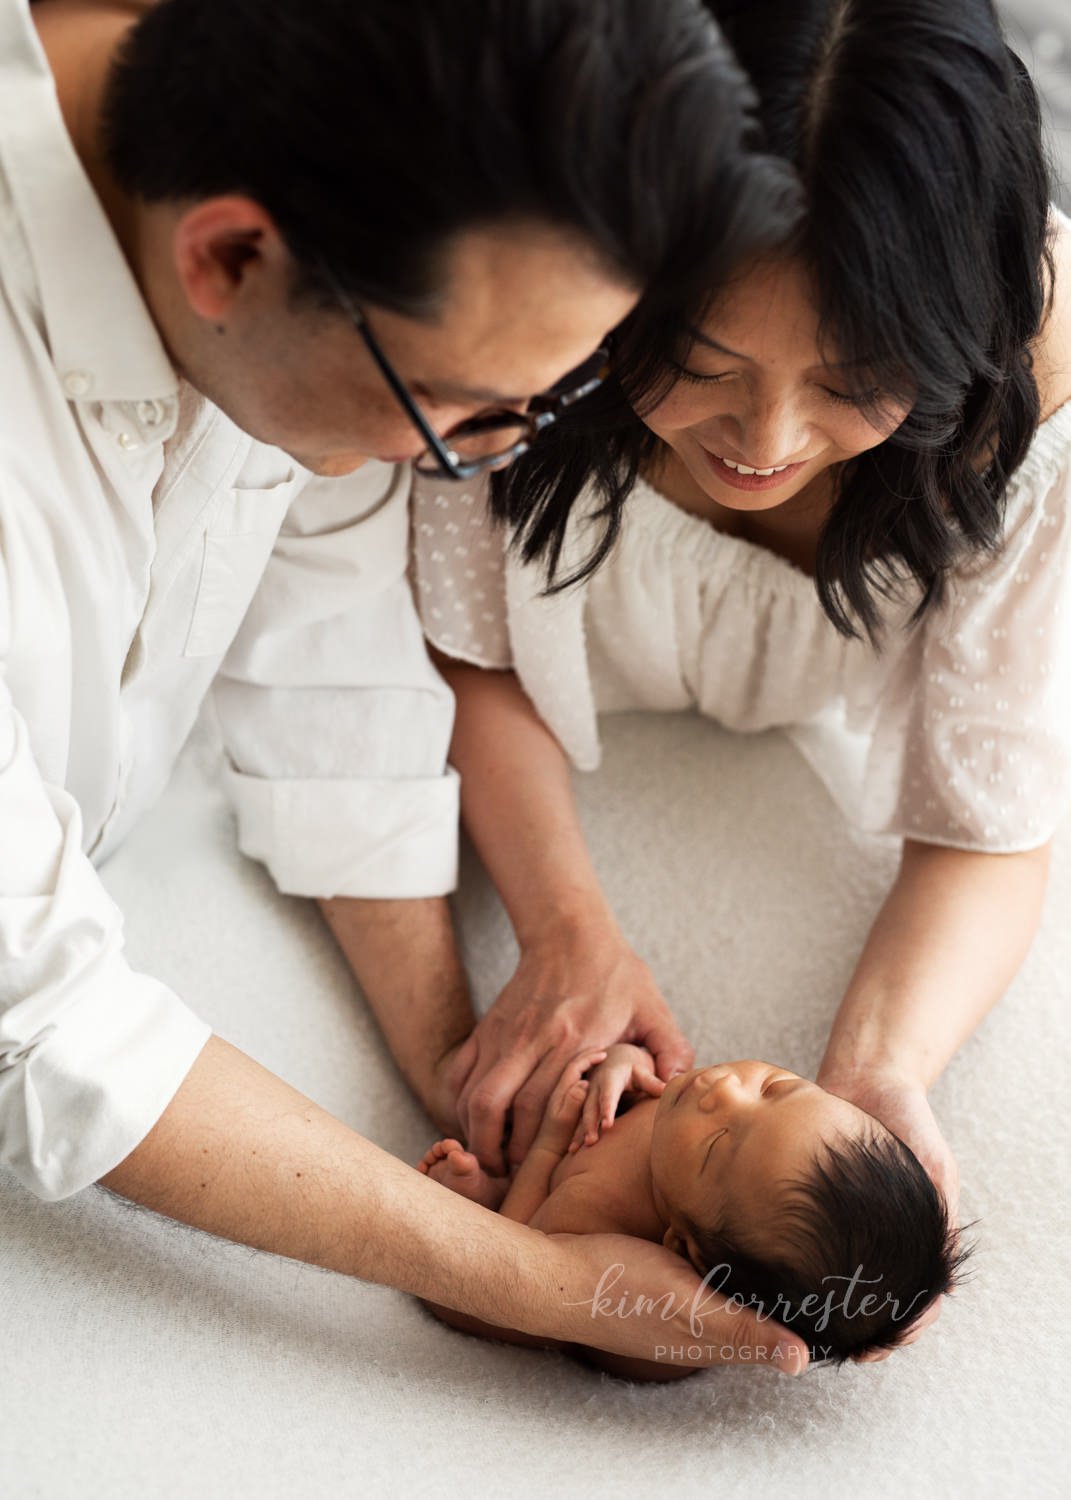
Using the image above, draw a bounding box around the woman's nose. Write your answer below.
[731,398,808,468]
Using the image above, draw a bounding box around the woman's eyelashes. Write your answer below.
[671,363,732,386]
[670,362,876,410]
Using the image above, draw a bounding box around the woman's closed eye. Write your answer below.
[671,363,734,387]
[822,385,882,409]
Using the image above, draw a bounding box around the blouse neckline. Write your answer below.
[629,396,1071,604]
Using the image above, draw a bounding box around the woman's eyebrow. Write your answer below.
[684,325,873,375]
[686,326,748,359]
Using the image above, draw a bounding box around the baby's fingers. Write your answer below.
[584,1066,631,1146]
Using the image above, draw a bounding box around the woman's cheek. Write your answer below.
[642,388,721,439]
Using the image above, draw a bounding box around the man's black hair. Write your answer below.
[684,1132,971,1364]
[102,0,792,322]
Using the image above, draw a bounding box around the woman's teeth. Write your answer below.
[719,456,790,476]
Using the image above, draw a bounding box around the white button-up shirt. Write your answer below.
[0,0,458,1201]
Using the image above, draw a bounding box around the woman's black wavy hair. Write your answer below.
[491,0,1055,641]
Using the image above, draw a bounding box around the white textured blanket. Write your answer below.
[2,712,1066,1500]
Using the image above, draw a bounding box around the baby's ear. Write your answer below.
[662,1225,688,1256]
[662,1225,706,1274]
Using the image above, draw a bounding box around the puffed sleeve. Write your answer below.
[866,406,1071,851]
[0,671,211,1201]
[212,462,460,898]
[410,473,512,667]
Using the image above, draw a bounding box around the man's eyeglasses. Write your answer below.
[320,265,610,481]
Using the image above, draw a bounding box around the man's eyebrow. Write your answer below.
[415,377,527,407]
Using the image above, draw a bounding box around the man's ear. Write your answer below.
[171,196,288,325]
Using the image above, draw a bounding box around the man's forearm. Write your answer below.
[99,1035,555,1321]
[318,894,474,1131]
[819,838,1051,1090]
[98,1036,809,1370]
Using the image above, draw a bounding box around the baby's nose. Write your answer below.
[694,1062,763,1101]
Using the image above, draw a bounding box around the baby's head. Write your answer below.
[650,1061,969,1364]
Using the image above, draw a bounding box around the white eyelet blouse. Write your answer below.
[412,398,1071,853]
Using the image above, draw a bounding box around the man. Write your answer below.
[0,0,804,1370]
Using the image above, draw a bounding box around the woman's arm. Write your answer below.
[437,654,693,1173]
[817,836,1052,1202]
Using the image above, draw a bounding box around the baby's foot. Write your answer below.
[416,1138,508,1210]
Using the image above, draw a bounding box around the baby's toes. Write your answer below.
[444,1147,480,1177]
[418,1138,463,1172]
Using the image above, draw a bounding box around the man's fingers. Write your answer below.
[508,1051,582,1165]
[685,1282,810,1376]
[448,1033,480,1101]
[644,1024,695,1083]
[463,1051,541,1173]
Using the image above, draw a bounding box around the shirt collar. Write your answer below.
[0,0,178,404]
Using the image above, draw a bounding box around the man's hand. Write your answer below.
[452,916,693,1173]
[547,1231,810,1377]
[817,1064,961,1362]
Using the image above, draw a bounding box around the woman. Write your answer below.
[413,0,1070,1254]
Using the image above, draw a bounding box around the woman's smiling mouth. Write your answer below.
[700,446,808,492]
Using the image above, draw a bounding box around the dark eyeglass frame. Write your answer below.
[319,263,610,481]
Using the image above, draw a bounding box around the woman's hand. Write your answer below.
[816,1064,961,1362]
[453,914,694,1174]
[569,1043,666,1154]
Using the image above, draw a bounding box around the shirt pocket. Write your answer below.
[183,478,296,658]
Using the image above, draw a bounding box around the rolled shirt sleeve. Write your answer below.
[212,462,460,899]
[0,684,212,1202]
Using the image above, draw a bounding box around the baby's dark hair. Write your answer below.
[683,1131,971,1365]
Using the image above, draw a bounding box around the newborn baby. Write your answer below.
[417,1047,966,1375]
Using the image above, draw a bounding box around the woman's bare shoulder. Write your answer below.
[1034,213,1071,423]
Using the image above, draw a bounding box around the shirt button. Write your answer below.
[136,399,167,426]
[117,431,140,450]
[63,370,92,398]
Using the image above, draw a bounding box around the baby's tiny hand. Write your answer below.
[531,1046,608,1157]
[569,1043,665,1153]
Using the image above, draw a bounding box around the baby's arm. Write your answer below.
[569,1043,666,1152]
